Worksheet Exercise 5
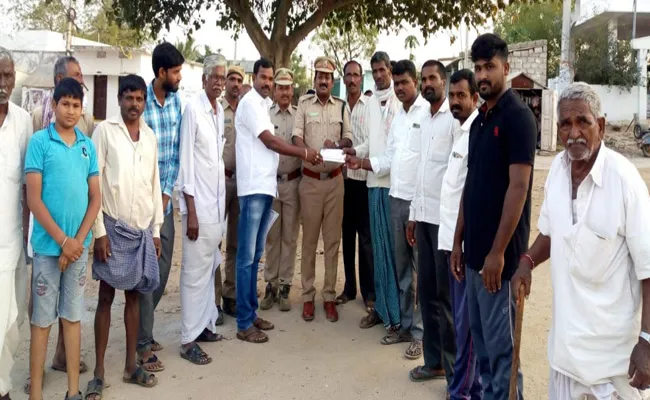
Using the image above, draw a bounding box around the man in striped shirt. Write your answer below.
[337,60,375,311]
[137,42,184,372]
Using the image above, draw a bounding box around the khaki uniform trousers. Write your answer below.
[299,174,344,302]
[215,176,238,303]
[264,178,301,287]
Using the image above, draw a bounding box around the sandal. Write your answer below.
[380,331,411,345]
[137,354,165,372]
[84,377,105,400]
[150,340,164,352]
[405,339,423,360]
[196,329,223,343]
[180,343,212,365]
[52,360,88,374]
[359,311,381,329]
[237,326,269,343]
[253,317,274,331]
[65,391,83,400]
[408,365,445,382]
[122,366,158,387]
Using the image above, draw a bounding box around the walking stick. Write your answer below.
[508,283,526,400]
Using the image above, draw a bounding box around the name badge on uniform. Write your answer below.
[452,151,463,159]
[308,112,319,117]
[413,123,420,128]
[225,118,232,123]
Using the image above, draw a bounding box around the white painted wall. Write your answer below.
[591,85,640,122]
[577,0,650,24]
[106,76,120,118]
[83,74,95,117]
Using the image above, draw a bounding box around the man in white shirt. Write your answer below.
[177,55,228,365]
[440,70,481,399]
[336,60,375,310]
[0,47,30,400]
[86,74,163,398]
[511,82,650,399]
[260,68,301,312]
[234,58,320,344]
[344,52,398,330]
[347,60,428,359]
[405,60,457,384]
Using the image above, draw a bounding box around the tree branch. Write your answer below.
[224,0,272,56]
[288,0,357,50]
[271,0,291,42]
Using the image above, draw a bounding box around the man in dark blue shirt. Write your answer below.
[451,33,537,399]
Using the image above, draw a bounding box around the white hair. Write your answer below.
[203,54,227,77]
[557,82,601,119]
[0,46,14,64]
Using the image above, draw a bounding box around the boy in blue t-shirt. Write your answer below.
[24,78,101,400]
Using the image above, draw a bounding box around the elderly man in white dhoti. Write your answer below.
[177,55,227,365]
[512,82,650,399]
[0,47,30,400]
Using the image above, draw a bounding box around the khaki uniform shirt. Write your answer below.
[270,104,301,175]
[31,105,94,136]
[221,98,237,171]
[292,94,352,173]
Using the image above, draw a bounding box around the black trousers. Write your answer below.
[416,222,455,385]
[342,179,375,302]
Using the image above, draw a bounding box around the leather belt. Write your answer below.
[225,168,235,179]
[277,168,302,182]
[302,167,342,180]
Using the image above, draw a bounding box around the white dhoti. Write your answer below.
[180,218,224,345]
[0,251,28,395]
[549,368,649,400]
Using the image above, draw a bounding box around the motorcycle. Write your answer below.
[633,123,650,157]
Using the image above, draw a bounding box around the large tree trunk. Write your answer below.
[255,38,295,68]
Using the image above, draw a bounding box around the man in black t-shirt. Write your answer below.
[450,33,536,399]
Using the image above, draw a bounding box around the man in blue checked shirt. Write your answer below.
[137,42,184,373]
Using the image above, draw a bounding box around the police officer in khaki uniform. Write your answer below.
[260,68,301,312]
[292,56,353,323]
[217,65,245,319]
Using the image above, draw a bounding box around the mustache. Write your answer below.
[128,107,139,113]
[478,80,491,87]
[0,89,8,95]
[262,85,271,91]
[451,105,462,112]
[567,138,588,145]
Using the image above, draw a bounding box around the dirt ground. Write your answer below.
[7,159,650,400]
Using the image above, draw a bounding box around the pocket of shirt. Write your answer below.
[2,149,22,184]
[569,225,616,285]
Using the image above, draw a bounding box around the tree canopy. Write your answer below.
[493,1,562,78]
[112,0,536,67]
[311,19,378,76]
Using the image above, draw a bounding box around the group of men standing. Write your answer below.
[2,29,650,400]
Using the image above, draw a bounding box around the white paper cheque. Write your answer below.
[320,149,346,163]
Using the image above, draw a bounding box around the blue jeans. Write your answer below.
[236,194,274,331]
[466,267,523,400]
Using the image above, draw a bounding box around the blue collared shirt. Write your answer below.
[143,82,182,215]
[24,124,99,256]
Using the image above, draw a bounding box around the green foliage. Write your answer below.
[12,0,146,50]
[311,19,378,76]
[573,32,640,88]
[110,0,533,67]
[493,1,562,78]
[196,45,223,63]
[404,35,420,62]
[290,52,311,99]
[174,37,201,61]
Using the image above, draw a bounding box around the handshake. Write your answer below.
[341,147,365,170]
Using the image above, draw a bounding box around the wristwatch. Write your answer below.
[640,331,650,344]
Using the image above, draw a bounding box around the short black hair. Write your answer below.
[343,60,363,75]
[421,59,447,82]
[392,60,417,82]
[119,74,147,98]
[370,51,391,70]
[152,42,185,78]
[254,58,274,75]
[53,77,84,103]
[364,89,373,95]
[450,69,478,95]
[471,33,509,63]
[306,89,316,95]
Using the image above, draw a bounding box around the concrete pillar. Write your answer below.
[559,0,574,90]
[638,48,648,122]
